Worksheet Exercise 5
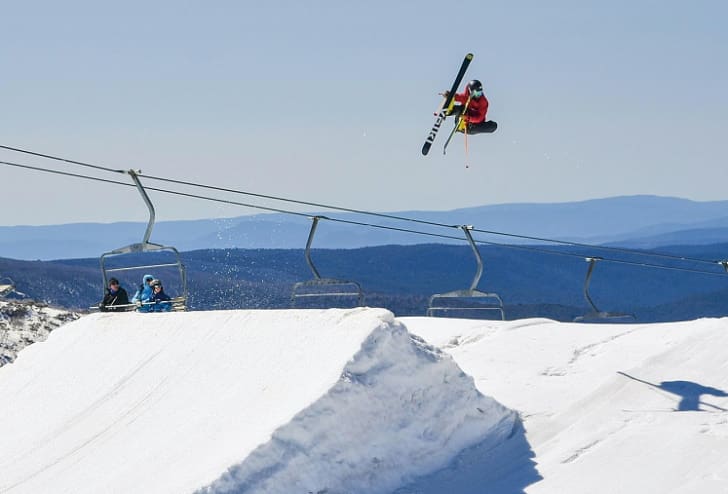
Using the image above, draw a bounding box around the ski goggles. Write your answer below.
[470,89,483,98]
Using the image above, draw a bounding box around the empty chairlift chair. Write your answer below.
[573,257,634,322]
[427,225,505,319]
[290,216,364,308]
[0,277,15,298]
[99,170,188,312]
[0,277,25,299]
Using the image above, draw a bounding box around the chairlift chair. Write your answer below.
[427,225,505,320]
[573,257,635,322]
[98,170,188,311]
[0,277,26,299]
[0,277,15,298]
[290,216,364,308]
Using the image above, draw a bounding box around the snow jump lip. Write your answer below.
[0,308,521,494]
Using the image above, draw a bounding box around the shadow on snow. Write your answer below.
[618,371,728,412]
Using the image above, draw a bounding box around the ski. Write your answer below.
[421,53,473,156]
[443,94,471,155]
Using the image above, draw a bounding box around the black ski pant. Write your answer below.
[448,105,498,134]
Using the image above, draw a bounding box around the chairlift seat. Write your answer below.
[426,226,505,320]
[291,278,364,306]
[574,310,635,323]
[427,289,505,319]
[290,216,365,308]
[0,277,16,298]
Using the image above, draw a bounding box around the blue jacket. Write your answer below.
[149,290,172,312]
[132,274,155,312]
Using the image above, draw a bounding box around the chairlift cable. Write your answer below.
[0,159,314,218]
[471,227,716,266]
[0,144,125,174]
[140,173,459,229]
[0,160,132,187]
[469,236,728,277]
[320,216,465,242]
[2,156,728,278]
[137,172,728,266]
[1,143,722,267]
[1,143,460,228]
[0,160,459,240]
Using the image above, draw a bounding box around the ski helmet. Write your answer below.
[467,79,483,96]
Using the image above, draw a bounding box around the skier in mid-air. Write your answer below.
[421,54,497,156]
[444,80,497,135]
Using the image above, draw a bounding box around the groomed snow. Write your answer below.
[0,308,516,494]
[405,316,728,493]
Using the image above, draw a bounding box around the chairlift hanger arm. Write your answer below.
[461,225,484,293]
[582,256,603,314]
[127,169,156,246]
[575,256,635,322]
[304,216,325,280]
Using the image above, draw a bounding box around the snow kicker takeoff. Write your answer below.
[421,54,497,156]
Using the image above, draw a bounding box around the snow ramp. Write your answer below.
[0,308,517,494]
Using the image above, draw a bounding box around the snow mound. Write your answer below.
[0,308,516,494]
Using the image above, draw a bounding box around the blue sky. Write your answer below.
[1,1,727,225]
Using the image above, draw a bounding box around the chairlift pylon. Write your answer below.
[290,216,364,307]
[98,169,188,311]
[574,256,634,322]
[427,225,505,319]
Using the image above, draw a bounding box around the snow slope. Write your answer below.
[406,316,728,493]
[3,309,728,493]
[0,308,516,494]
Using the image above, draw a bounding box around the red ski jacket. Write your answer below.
[454,91,489,124]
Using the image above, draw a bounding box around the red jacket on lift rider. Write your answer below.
[445,80,498,135]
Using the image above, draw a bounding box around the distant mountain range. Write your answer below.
[2,240,728,323]
[3,195,728,260]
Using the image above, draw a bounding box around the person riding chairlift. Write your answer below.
[148,279,172,312]
[99,277,130,312]
[132,274,155,312]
